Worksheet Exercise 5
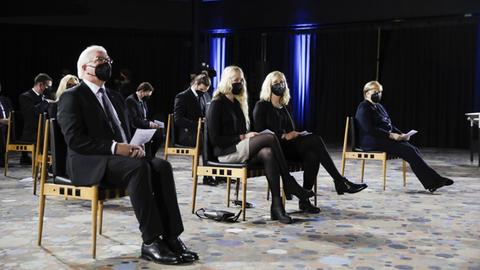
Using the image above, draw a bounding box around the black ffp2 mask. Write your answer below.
[371,92,382,103]
[271,83,286,96]
[94,62,112,82]
[231,82,243,95]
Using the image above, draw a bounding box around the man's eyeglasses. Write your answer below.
[91,56,113,65]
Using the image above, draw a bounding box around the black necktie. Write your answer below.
[140,101,147,119]
[198,96,205,117]
[98,88,124,143]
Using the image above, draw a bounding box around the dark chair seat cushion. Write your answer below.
[10,139,35,145]
[173,144,194,148]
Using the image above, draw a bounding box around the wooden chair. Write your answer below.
[33,113,52,195]
[4,111,35,177]
[340,117,407,190]
[164,114,200,175]
[191,119,304,221]
[37,119,128,258]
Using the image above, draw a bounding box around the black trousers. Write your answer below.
[366,139,440,189]
[146,129,164,158]
[281,134,343,190]
[103,156,184,242]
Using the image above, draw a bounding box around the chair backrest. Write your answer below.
[8,111,22,142]
[202,119,218,163]
[49,119,68,177]
[348,117,359,150]
[165,113,176,147]
[35,113,47,155]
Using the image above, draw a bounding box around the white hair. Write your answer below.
[77,45,107,79]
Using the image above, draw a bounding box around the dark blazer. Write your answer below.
[125,93,150,130]
[355,100,402,150]
[252,100,295,139]
[0,96,13,121]
[57,81,132,186]
[19,89,49,142]
[0,96,13,154]
[173,88,211,146]
[206,93,246,157]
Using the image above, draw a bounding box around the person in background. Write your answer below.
[355,80,454,193]
[0,81,13,167]
[19,73,54,164]
[125,82,163,157]
[48,74,79,117]
[253,71,367,213]
[207,66,314,224]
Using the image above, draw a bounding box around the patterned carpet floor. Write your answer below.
[0,147,479,270]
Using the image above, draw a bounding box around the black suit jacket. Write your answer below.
[355,100,402,150]
[125,93,150,130]
[0,96,13,154]
[19,89,49,142]
[57,81,131,186]
[0,96,13,121]
[252,100,295,140]
[173,88,211,146]
[206,93,246,157]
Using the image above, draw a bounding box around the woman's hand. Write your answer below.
[283,131,300,140]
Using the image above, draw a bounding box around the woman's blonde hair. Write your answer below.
[259,71,291,106]
[212,66,250,126]
[363,80,383,97]
[56,74,79,100]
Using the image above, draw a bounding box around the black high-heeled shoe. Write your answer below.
[428,177,454,193]
[299,199,321,213]
[283,176,315,200]
[334,177,367,195]
[271,197,293,224]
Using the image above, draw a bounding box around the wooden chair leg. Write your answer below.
[98,201,104,235]
[37,194,46,246]
[226,177,231,207]
[235,178,240,201]
[191,170,198,214]
[31,150,35,178]
[360,160,365,183]
[91,190,99,259]
[4,151,8,176]
[191,157,195,177]
[382,158,387,191]
[402,160,407,187]
[241,174,247,221]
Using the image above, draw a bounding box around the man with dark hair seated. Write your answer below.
[125,82,163,157]
[19,73,54,164]
[58,45,198,265]
[355,80,454,193]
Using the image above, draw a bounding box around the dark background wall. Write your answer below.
[0,0,479,148]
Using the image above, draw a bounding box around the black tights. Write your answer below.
[248,133,298,198]
[282,134,343,190]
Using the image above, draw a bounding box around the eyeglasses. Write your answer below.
[91,56,113,65]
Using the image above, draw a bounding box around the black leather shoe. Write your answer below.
[299,199,321,213]
[283,176,315,201]
[141,240,181,265]
[165,237,199,263]
[271,197,293,224]
[334,177,367,195]
[203,176,218,186]
[428,177,454,193]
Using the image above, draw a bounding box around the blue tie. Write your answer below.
[98,88,124,143]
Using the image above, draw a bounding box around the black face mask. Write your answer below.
[231,82,243,95]
[141,95,150,101]
[371,92,382,103]
[195,90,205,97]
[271,83,286,96]
[94,62,112,82]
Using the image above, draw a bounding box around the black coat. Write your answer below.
[125,93,150,130]
[206,93,246,157]
[0,96,13,120]
[252,100,295,139]
[355,100,402,150]
[57,81,132,186]
[19,89,49,142]
[173,88,211,146]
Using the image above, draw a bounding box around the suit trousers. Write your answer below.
[366,139,440,189]
[103,156,184,242]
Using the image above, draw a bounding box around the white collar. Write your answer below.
[190,87,198,98]
[83,79,106,95]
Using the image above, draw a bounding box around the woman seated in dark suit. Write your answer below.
[253,71,367,213]
[355,81,454,193]
[207,66,314,224]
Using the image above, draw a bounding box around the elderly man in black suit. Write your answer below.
[355,80,454,193]
[0,82,13,167]
[125,82,163,157]
[57,45,198,265]
[174,72,219,185]
[19,73,54,164]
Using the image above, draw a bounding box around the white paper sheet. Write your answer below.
[153,120,165,128]
[404,129,418,140]
[259,129,275,135]
[130,129,157,145]
[298,130,312,136]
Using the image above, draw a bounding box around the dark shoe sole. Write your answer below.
[140,254,181,265]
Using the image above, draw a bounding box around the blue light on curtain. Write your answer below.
[292,33,311,128]
[210,36,226,89]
